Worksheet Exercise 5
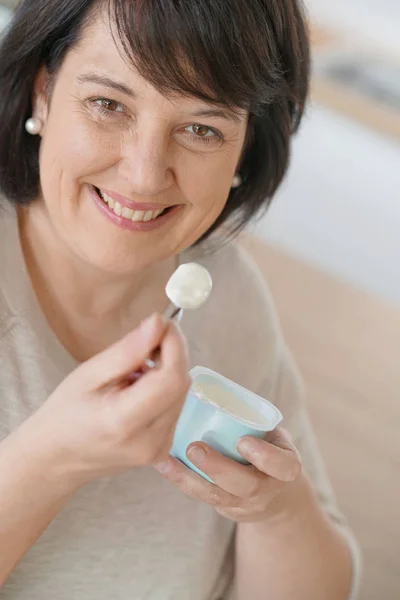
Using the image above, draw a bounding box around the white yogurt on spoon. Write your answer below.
[165,263,213,312]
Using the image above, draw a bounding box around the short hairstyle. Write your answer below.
[0,0,310,238]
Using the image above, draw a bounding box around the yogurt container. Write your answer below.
[171,366,283,482]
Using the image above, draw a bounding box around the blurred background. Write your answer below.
[245,2,400,599]
[0,1,399,599]
[253,0,400,306]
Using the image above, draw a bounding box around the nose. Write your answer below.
[119,128,174,197]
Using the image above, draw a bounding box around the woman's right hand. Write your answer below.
[16,314,190,490]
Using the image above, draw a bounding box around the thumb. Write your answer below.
[74,314,167,389]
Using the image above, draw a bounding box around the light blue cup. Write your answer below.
[171,366,283,482]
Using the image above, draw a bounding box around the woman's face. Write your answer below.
[34,13,248,275]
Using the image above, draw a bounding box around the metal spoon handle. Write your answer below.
[143,304,182,369]
[128,305,183,381]
[163,303,182,321]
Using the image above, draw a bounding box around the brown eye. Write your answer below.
[192,124,213,137]
[94,98,124,113]
[186,124,220,140]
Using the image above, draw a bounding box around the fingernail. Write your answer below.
[154,460,171,475]
[237,439,257,457]
[188,446,206,465]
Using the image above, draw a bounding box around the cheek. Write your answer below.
[39,105,121,198]
[191,185,229,223]
[175,176,233,250]
[179,154,236,218]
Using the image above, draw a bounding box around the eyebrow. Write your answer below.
[77,74,136,99]
[77,73,244,123]
[191,107,243,124]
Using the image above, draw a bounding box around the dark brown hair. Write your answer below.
[0,0,310,237]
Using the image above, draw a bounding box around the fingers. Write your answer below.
[237,428,302,482]
[170,428,301,497]
[159,319,190,373]
[154,457,241,509]
[119,320,190,424]
[78,314,167,389]
[153,428,303,521]
[185,443,267,498]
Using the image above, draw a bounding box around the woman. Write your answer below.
[0,0,360,598]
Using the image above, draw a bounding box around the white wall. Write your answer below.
[306,0,400,57]
[0,6,11,30]
[251,104,400,306]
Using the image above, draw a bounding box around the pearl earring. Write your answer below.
[25,118,43,135]
[232,174,242,189]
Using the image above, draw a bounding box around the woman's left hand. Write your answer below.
[154,427,303,523]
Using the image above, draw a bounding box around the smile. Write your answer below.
[90,185,181,232]
[96,187,170,223]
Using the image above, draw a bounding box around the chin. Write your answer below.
[79,242,162,276]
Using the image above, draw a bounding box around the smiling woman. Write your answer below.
[0,1,359,600]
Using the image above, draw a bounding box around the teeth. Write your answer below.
[130,208,164,222]
[122,207,133,219]
[98,189,165,222]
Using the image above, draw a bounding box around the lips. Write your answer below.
[94,187,174,223]
[90,185,182,232]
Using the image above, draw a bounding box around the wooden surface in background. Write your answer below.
[242,236,400,600]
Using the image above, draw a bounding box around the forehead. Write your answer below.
[71,13,125,72]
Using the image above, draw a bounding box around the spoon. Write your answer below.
[132,263,213,377]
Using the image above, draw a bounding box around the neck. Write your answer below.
[18,204,176,361]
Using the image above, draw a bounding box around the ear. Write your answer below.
[31,67,51,135]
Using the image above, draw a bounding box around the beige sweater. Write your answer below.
[0,205,360,599]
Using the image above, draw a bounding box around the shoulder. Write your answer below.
[0,273,19,348]
[185,238,278,313]
[0,202,19,338]
[182,240,283,393]
[204,240,280,331]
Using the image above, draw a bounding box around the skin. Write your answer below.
[0,8,353,598]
